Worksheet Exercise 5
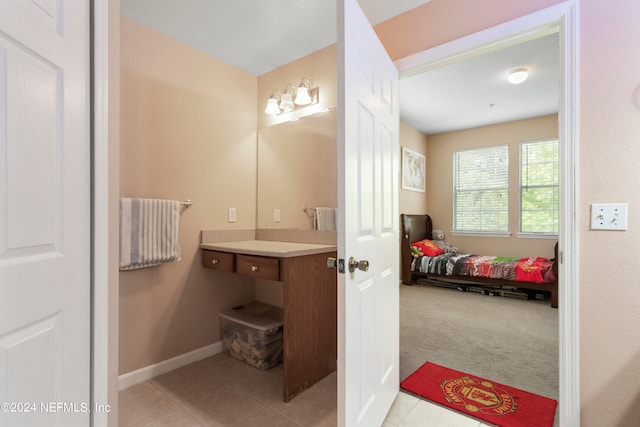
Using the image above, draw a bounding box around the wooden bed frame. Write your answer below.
[401,214,558,308]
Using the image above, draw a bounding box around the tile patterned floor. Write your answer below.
[119,353,493,427]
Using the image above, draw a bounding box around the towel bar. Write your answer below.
[181,200,193,208]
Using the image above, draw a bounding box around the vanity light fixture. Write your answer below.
[294,78,312,105]
[507,67,529,85]
[279,84,295,112]
[265,78,319,116]
[265,91,281,115]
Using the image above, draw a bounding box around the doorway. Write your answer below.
[394,3,580,426]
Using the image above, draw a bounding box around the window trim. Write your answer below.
[451,231,511,238]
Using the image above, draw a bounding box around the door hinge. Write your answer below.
[327,257,346,274]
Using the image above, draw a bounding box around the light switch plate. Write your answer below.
[590,203,628,230]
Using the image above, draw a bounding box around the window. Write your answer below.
[520,139,559,234]
[453,145,509,234]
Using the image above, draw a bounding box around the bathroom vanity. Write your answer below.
[201,239,337,402]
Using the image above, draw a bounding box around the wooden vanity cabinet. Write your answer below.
[235,254,279,280]
[201,250,234,272]
[280,251,337,402]
[201,246,337,402]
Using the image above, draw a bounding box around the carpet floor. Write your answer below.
[399,283,559,401]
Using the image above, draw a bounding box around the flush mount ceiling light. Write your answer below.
[265,78,319,116]
[507,68,529,85]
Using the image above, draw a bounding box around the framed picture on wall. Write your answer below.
[401,147,426,192]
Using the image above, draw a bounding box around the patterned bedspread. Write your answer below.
[411,253,556,284]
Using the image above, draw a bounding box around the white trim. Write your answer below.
[451,231,511,238]
[395,2,568,78]
[516,232,558,240]
[92,1,117,426]
[93,1,121,425]
[557,2,581,426]
[395,2,580,426]
[118,342,224,391]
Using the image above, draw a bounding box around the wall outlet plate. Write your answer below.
[228,207,237,223]
[590,203,627,230]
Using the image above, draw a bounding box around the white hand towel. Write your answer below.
[119,198,181,270]
[314,207,336,231]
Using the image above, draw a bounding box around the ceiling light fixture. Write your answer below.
[507,68,529,85]
[265,78,319,116]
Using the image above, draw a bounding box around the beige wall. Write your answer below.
[399,121,429,216]
[426,115,558,258]
[579,0,640,425]
[378,0,640,424]
[119,17,257,374]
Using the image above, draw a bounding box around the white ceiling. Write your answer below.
[401,33,559,134]
[121,0,559,135]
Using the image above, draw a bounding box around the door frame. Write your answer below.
[92,0,120,426]
[394,2,580,426]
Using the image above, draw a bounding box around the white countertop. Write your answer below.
[200,240,337,258]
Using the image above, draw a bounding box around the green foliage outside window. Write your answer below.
[520,140,559,234]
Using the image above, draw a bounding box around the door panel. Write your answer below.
[338,0,400,425]
[1,39,61,259]
[0,0,90,425]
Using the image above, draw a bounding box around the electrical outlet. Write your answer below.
[274,209,280,223]
[228,207,236,223]
[590,203,627,230]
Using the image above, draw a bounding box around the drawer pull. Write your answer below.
[251,265,259,272]
[211,259,219,265]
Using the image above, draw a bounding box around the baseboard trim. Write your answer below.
[118,341,223,391]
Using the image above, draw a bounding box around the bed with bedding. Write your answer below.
[401,214,558,308]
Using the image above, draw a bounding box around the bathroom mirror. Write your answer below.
[257,109,337,230]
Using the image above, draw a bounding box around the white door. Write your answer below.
[0,1,91,426]
[337,0,400,425]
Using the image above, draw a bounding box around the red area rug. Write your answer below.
[400,362,557,427]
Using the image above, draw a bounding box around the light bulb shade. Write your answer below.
[294,82,312,105]
[507,68,529,84]
[279,91,295,112]
[265,96,281,115]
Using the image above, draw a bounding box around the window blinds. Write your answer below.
[453,145,509,232]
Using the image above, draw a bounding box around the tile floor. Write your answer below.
[119,353,493,427]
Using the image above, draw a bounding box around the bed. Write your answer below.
[401,214,558,308]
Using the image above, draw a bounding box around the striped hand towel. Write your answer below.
[119,198,181,270]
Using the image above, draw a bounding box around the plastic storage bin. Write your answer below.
[219,301,284,370]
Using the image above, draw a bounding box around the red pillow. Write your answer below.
[411,239,444,257]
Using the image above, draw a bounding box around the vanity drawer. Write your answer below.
[236,254,279,280]
[202,250,235,272]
